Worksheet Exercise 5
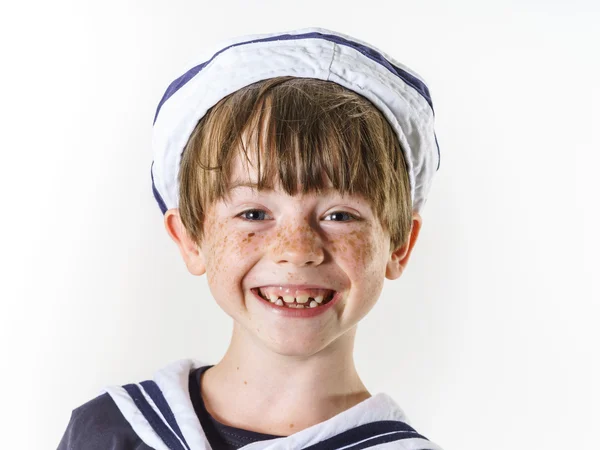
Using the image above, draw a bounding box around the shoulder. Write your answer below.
[57,392,152,450]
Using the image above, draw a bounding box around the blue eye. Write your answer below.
[324,211,357,222]
[238,209,270,221]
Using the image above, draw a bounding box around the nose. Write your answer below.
[270,222,325,267]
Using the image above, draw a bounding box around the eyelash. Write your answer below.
[236,209,358,222]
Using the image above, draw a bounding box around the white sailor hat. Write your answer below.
[150,27,440,215]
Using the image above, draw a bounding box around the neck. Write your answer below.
[199,322,371,436]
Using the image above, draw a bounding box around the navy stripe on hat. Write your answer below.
[122,383,188,450]
[151,161,168,215]
[153,31,435,126]
[301,420,431,450]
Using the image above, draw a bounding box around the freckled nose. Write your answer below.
[272,225,324,267]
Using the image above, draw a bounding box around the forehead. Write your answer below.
[226,148,336,196]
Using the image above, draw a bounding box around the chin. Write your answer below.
[257,325,348,358]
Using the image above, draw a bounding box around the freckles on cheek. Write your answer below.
[227,230,264,260]
[206,227,263,285]
[333,229,380,271]
[338,228,388,298]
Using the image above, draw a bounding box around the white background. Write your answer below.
[1,1,598,449]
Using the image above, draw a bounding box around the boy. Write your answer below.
[58,27,443,449]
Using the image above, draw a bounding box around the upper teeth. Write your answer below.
[271,293,324,304]
[260,289,327,306]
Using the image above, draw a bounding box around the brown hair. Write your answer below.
[178,76,412,252]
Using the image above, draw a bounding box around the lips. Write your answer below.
[252,285,336,308]
[250,287,342,316]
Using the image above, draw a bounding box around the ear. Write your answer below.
[164,208,207,276]
[385,211,422,280]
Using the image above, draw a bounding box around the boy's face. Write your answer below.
[166,150,421,357]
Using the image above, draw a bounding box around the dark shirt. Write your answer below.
[57,365,284,449]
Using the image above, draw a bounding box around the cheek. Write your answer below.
[330,229,387,304]
[331,228,382,272]
[204,222,264,286]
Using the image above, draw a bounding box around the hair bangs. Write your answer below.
[231,85,390,207]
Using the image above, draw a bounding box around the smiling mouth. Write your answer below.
[252,288,336,309]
